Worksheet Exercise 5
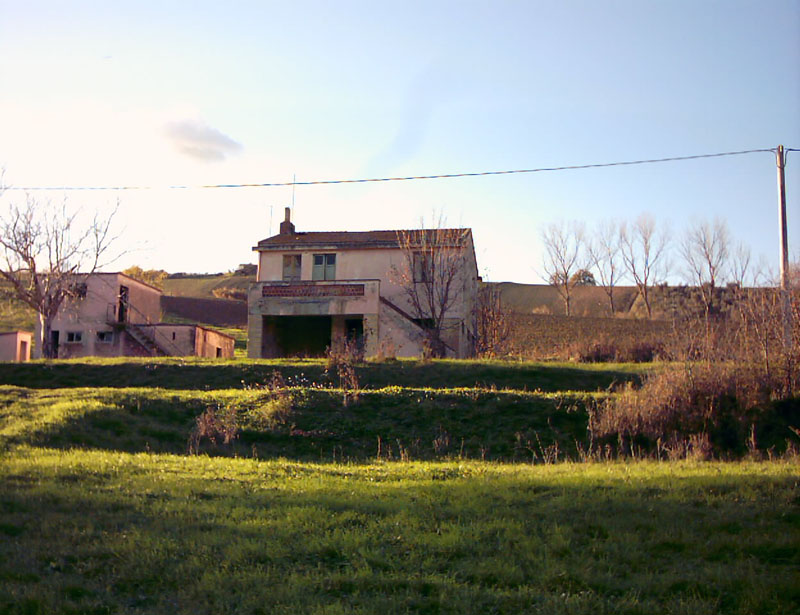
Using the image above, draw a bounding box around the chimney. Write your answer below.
[279,207,295,235]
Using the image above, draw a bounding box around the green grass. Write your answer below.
[1,450,798,614]
[0,356,646,392]
[0,358,798,614]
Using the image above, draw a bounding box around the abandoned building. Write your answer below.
[0,331,32,362]
[248,208,479,359]
[38,272,234,359]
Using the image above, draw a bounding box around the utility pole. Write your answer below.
[776,144,792,347]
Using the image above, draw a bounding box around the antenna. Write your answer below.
[291,173,297,221]
[269,204,273,236]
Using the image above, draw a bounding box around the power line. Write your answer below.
[2,147,782,192]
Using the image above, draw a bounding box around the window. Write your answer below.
[282,254,302,281]
[96,331,113,343]
[66,331,83,343]
[413,252,433,283]
[73,283,88,299]
[312,254,336,281]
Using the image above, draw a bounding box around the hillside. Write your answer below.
[1,358,798,614]
[162,272,255,300]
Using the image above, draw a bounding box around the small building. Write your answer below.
[0,331,33,362]
[248,209,479,359]
[39,272,234,359]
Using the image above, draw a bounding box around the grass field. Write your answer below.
[1,358,798,614]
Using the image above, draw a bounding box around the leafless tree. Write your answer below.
[0,195,118,358]
[475,283,511,358]
[679,218,731,317]
[587,219,624,315]
[620,214,670,319]
[392,223,472,358]
[729,240,752,290]
[540,220,586,316]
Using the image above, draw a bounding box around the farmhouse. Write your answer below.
[38,272,234,359]
[248,209,479,358]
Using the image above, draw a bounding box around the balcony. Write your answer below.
[249,279,380,316]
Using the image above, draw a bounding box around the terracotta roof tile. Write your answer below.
[254,228,472,250]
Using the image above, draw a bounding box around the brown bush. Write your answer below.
[592,361,799,457]
[212,287,248,302]
[569,335,664,363]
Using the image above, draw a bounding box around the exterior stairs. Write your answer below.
[125,324,169,357]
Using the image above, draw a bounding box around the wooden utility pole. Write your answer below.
[776,144,792,347]
[777,145,789,288]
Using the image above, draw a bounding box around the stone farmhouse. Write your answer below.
[38,272,234,359]
[248,209,479,359]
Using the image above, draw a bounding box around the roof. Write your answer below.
[253,228,473,251]
[79,272,164,294]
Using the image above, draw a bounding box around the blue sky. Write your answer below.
[1,0,798,283]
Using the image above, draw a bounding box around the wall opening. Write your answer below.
[261,315,332,358]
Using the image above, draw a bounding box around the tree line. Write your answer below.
[539,214,787,318]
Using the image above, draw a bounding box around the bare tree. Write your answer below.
[0,195,117,358]
[587,219,624,315]
[620,214,670,319]
[540,220,586,316]
[475,283,511,358]
[729,240,752,290]
[392,224,473,358]
[679,218,731,318]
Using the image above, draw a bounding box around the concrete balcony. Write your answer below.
[248,279,381,317]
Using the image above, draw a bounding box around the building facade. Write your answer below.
[0,331,32,362]
[39,272,234,359]
[248,209,479,359]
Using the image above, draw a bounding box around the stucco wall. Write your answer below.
[255,241,479,358]
[44,273,162,358]
[0,332,32,362]
[195,327,235,358]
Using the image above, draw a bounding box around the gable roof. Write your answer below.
[254,228,473,251]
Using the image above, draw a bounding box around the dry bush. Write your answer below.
[476,284,513,358]
[212,287,248,302]
[570,335,664,363]
[326,337,362,405]
[188,404,240,454]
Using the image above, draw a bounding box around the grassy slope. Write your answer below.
[0,359,646,462]
[1,450,798,615]
[162,274,254,298]
[1,359,798,614]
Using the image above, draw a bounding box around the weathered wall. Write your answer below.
[195,327,235,358]
[44,273,162,358]
[255,244,479,358]
[0,331,32,362]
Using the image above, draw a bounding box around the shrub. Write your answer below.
[188,404,240,454]
[592,362,799,457]
[570,335,663,363]
[326,338,362,405]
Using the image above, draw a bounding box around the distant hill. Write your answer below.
[494,282,641,317]
[162,272,255,301]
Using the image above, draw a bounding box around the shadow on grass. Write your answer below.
[0,359,644,392]
[1,458,798,615]
[6,387,592,462]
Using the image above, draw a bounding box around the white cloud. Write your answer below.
[163,120,243,162]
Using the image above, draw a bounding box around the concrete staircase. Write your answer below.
[125,325,168,357]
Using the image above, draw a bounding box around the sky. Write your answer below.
[1,0,798,283]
